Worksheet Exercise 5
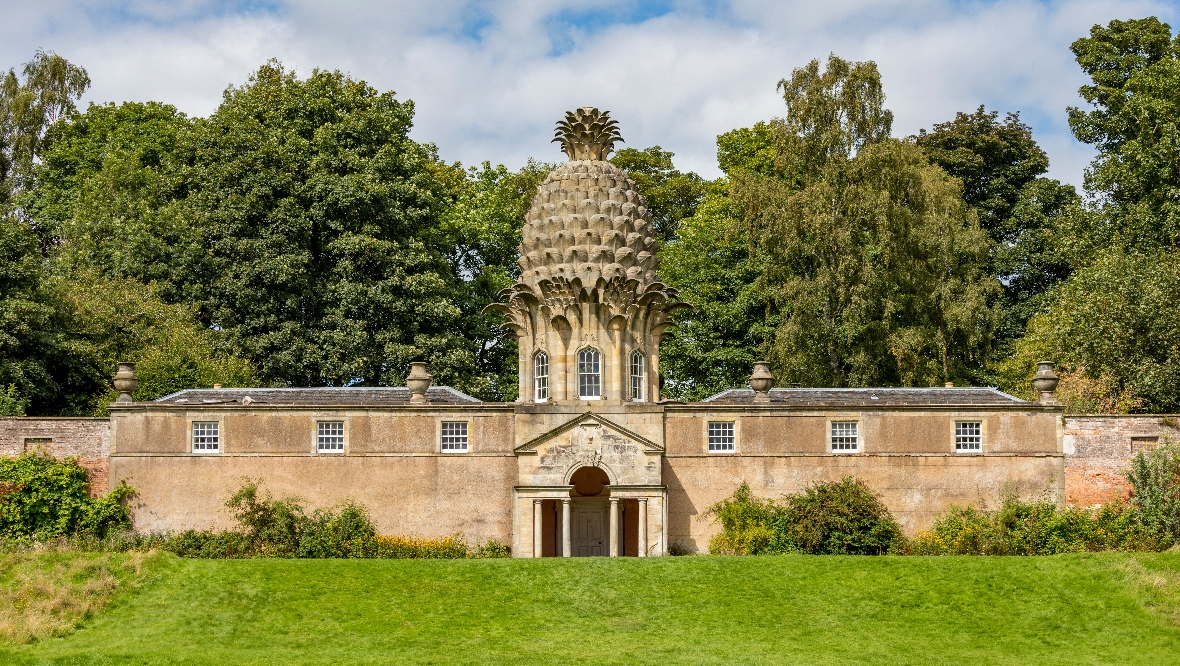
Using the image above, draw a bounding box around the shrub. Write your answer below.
[1126,442,1180,547]
[771,477,902,555]
[705,477,902,555]
[0,454,132,539]
[703,483,775,555]
[297,502,377,558]
[225,480,305,556]
[905,493,1156,555]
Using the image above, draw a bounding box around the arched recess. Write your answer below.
[564,464,616,492]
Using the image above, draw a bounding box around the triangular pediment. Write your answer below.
[515,412,664,454]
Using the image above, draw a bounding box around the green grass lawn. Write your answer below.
[3,553,1180,665]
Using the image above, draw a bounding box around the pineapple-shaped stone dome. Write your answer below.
[486,107,689,404]
[517,159,658,289]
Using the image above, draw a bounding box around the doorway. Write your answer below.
[572,497,607,556]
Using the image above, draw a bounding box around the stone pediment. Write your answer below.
[515,412,664,455]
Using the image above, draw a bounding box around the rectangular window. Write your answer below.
[707,422,735,453]
[630,352,645,401]
[192,422,220,453]
[441,422,468,453]
[534,353,549,402]
[831,421,859,452]
[317,421,345,453]
[955,421,982,452]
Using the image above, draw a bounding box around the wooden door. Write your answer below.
[573,500,606,557]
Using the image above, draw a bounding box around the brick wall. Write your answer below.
[0,418,112,496]
[1063,415,1179,507]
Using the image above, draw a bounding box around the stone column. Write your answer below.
[609,497,619,557]
[533,499,543,558]
[637,498,648,557]
[562,499,571,558]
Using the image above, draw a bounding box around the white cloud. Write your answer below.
[2,0,1177,185]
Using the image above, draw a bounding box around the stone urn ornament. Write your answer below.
[406,362,432,404]
[113,362,139,404]
[1032,361,1060,405]
[750,361,774,404]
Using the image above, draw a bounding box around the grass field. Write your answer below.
[2,552,1180,665]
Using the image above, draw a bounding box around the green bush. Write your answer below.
[705,477,902,555]
[771,477,902,555]
[0,453,132,539]
[1126,442,1180,546]
[905,493,1156,555]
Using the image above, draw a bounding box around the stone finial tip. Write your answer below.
[1032,361,1060,406]
[406,362,432,404]
[113,362,138,404]
[750,361,774,403]
[552,107,624,161]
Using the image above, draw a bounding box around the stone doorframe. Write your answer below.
[513,485,668,558]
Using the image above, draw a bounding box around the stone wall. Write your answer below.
[1063,415,1180,506]
[0,417,111,496]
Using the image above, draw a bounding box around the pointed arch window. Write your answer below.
[630,350,645,401]
[534,352,549,402]
[577,348,602,399]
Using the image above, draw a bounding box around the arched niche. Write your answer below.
[566,465,612,496]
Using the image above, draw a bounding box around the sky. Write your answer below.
[3,0,1179,186]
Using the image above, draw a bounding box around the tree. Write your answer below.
[736,55,1000,386]
[609,146,706,242]
[0,50,90,218]
[1068,17,1180,252]
[996,252,1180,413]
[914,108,1078,339]
[0,216,56,411]
[658,181,774,401]
[169,61,465,389]
[438,160,551,400]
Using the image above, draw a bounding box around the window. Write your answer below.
[955,421,982,452]
[578,348,601,399]
[534,352,549,402]
[317,421,345,453]
[831,421,858,452]
[708,422,735,453]
[441,422,468,452]
[192,422,219,452]
[630,350,645,401]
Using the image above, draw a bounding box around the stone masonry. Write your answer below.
[1063,415,1179,506]
[0,417,112,496]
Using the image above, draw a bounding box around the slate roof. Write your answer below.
[700,387,1028,407]
[152,386,481,405]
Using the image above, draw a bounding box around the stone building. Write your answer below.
[85,108,1069,556]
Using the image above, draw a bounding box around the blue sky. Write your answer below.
[4,1,1180,186]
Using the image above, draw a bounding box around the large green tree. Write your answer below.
[1068,17,1180,252]
[170,62,462,388]
[736,55,1000,386]
[913,107,1079,338]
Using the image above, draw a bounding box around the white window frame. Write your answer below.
[630,350,645,402]
[534,351,549,402]
[707,421,736,453]
[830,420,859,453]
[191,421,220,453]
[955,421,983,452]
[440,421,469,453]
[317,421,345,454]
[577,347,602,400]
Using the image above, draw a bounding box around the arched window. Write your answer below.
[577,348,602,399]
[630,350,645,401]
[534,352,549,402]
